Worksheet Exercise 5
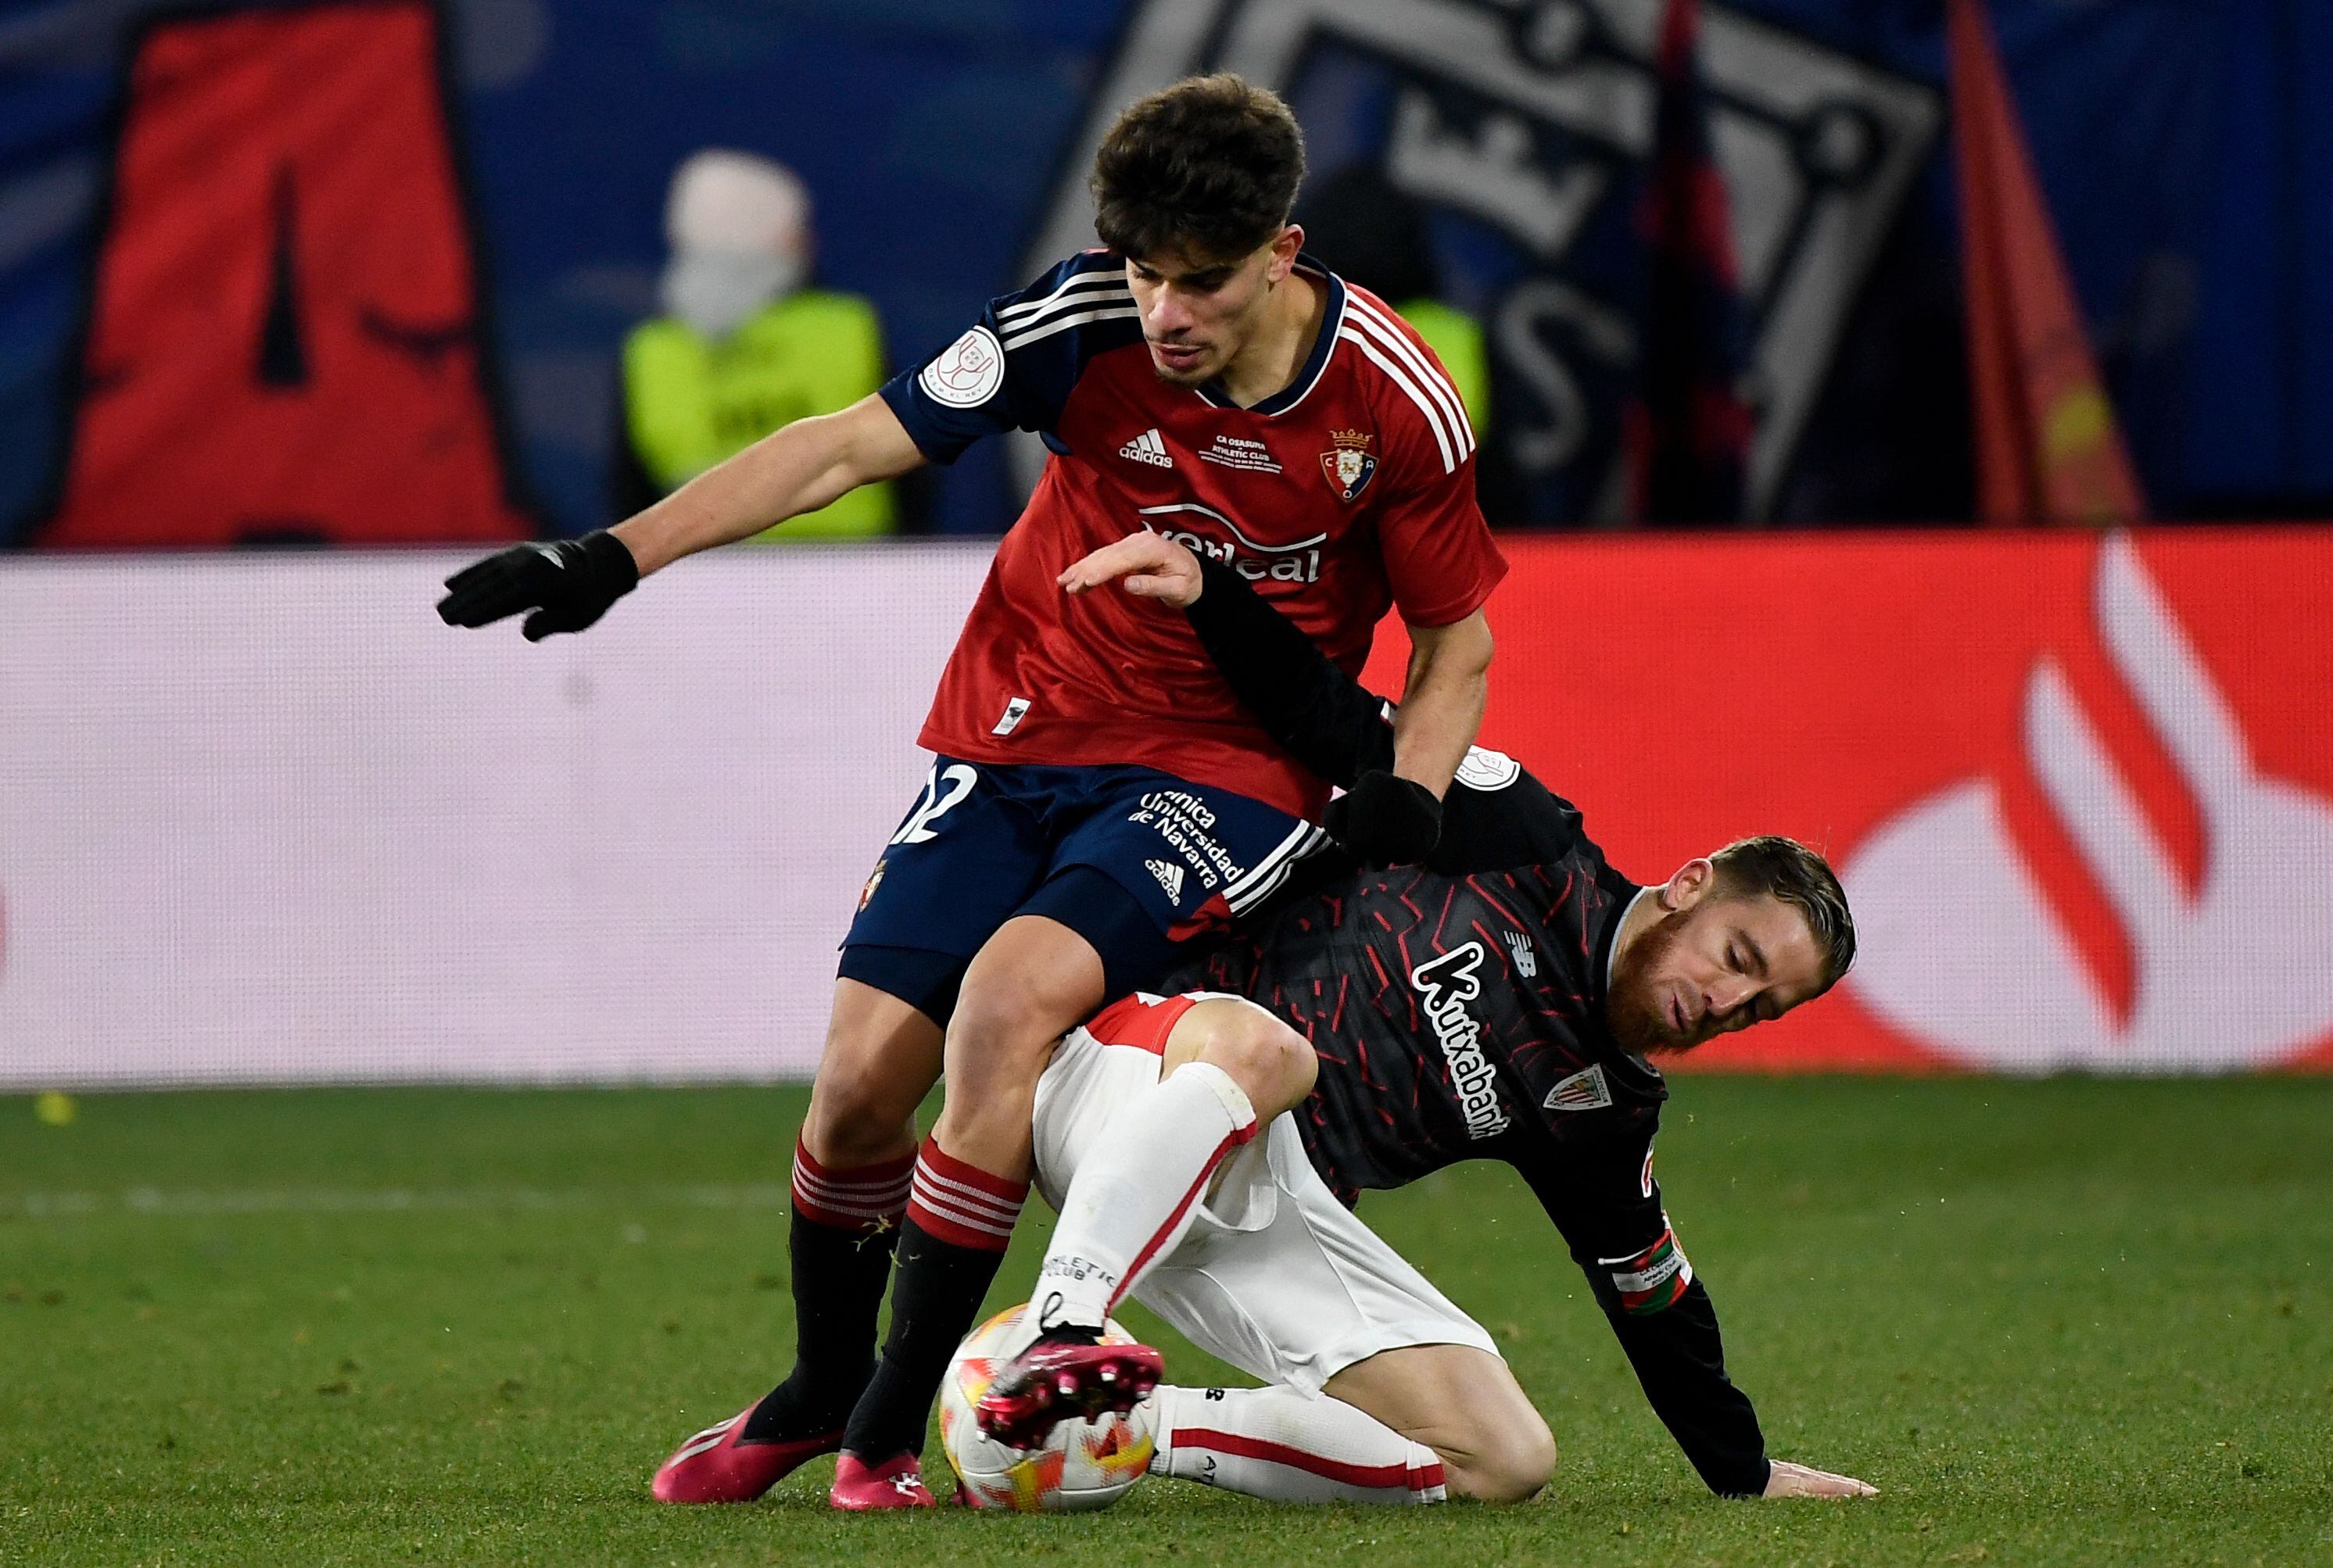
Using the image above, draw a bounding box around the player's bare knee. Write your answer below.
[804,1054,922,1164]
[1192,1007,1316,1118]
[1447,1423,1557,1505]
[802,1073,916,1167]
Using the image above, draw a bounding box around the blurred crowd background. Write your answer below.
[2,0,2324,546]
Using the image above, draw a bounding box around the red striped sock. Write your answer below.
[904,1136,1027,1252]
[790,1138,915,1234]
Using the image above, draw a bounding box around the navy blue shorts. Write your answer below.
[840,754,1323,1025]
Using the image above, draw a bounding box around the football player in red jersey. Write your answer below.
[439,75,1506,1509]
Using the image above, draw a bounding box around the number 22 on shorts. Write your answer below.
[891,762,979,846]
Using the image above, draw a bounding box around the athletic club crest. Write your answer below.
[1320,430,1378,503]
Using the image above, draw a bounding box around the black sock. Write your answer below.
[740,1207,901,1442]
[839,1216,1009,1461]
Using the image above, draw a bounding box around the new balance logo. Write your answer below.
[1145,858,1185,901]
[1503,931,1537,978]
[1119,428,1172,467]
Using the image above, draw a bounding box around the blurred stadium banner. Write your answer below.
[5,531,2331,1087]
[33,2,536,548]
[1,2,2313,537]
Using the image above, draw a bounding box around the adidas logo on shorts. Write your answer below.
[1119,428,1172,467]
[1145,858,1185,900]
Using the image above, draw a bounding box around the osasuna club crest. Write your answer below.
[1320,429,1378,503]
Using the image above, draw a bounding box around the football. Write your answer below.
[937,1305,1157,1513]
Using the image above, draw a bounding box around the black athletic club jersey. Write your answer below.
[1188,837,1650,1200]
[1158,553,1775,1498]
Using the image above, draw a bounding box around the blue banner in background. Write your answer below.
[0,0,2321,541]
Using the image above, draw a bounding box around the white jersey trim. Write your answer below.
[1338,327,1460,474]
[1344,297,1475,463]
[1002,302,1139,351]
[997,265,1127,325]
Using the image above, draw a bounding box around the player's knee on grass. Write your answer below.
[1428,1358,1555,1503]
[1328,1345,1556,1505]
[1439,1416,1557,1505]
[1174,1001,1317,1121]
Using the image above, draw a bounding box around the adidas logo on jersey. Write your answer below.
[1145,858,1185,900]
[1119,428,1173,467]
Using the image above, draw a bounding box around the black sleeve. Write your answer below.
[1512,1119,1771,1498]
[1181,552,1396,788]
[1181,555,1599,873]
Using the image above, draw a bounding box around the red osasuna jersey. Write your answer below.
[879,250,1507,820]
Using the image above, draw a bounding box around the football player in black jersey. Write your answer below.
[966,532,1872,1507]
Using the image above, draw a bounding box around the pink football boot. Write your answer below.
[973,1333,1163,1449]
[650,1406,842,1504]
[828,1451,937,1510]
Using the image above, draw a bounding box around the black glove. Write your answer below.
[436,531,639,641]
[1322,770,1442,867]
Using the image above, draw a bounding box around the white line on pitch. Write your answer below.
[1,1183,791,1219]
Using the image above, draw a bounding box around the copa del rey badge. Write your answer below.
[1320,429,1378,503]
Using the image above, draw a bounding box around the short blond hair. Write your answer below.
[1709,836,1856,991]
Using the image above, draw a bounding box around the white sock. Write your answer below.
[1145,1385,1447,1505]
[1030,1061,1257,1330]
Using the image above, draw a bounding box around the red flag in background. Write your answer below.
[39,2,533,548]
[1948,0,2146,526]
[1626,0,1752,525]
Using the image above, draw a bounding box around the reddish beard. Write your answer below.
[1607,908,1692,1055]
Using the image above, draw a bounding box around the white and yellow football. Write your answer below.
[937,1305,1156,1513]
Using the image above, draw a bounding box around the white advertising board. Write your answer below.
[0,547,993,1087]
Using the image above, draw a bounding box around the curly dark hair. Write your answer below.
[1091,73,1306,263]
[1708,836,1858,991]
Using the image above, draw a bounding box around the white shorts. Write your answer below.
[1031,993,1500,1396]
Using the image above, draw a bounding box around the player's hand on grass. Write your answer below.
[1324,770,1442,867]
[1059,532,1204,608]
[1761,1459,1877,1498]
[436,530,640,640]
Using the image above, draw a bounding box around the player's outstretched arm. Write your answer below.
[437,395,923,639]
[613,393,923,575]
[1762,1460,1878,1498]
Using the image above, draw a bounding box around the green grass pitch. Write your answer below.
[2,1078,2326,1565]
